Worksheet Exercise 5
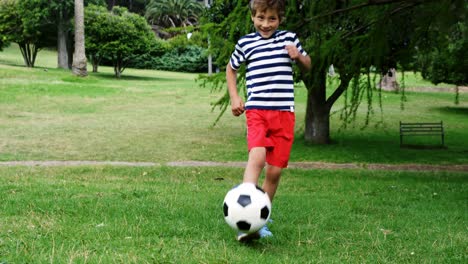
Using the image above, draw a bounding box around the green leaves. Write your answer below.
[145,0,204,28]
[85,5,155,77]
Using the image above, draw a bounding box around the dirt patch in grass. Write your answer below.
[405,86,468,93]
[168,161,468,172]
[0,160,466,172]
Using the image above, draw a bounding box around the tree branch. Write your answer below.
[326,74,353,108]
[340,2,421,39]
[306,0,434,22]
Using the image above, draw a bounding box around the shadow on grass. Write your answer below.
[400,144,447,150]
[291,132,468,165]
[0,62,176,82]
[0,61,57,71]
[432,106,468,116]
[93,72,172,82]
[0,60,22,67]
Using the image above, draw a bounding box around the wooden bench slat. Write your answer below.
[399,121,445,147]
[401,129,443,132]
[400,122,442,125]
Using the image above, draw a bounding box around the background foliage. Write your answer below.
[198,0,467,144]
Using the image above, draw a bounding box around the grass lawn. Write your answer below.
[0,166,466,263]
[0,45,467,263]
[1,45,467,165]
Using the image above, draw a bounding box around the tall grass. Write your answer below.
[0,166,466,263]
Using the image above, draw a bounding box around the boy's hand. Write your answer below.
[285,45,300,60]
[285,44,312,72]
[230,96,245,116]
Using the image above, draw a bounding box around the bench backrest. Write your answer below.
[400,122,444,134]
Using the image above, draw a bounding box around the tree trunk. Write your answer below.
[72,0,87,77]
[107,0,116,10]
[67,30,74,69]
[18,42,38,67]
[115,64,121,78]
[57,10,69,69]
[92,58,99,72]
[89,54,100,72]
[18,43,31,67]
[378,68,399,92]
[304,69,330,144]
[114,58,121,78]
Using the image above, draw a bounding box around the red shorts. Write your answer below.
[245,109,295,168]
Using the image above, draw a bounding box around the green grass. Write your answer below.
[0,166,466,263]
[0,44,467,263]
[1,45,468,165]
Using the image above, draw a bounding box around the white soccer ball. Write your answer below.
[223,183,272,234]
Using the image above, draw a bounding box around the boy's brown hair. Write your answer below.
[249,0,285,20]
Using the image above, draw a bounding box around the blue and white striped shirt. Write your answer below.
[230,30,307,111]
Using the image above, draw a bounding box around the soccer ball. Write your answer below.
[223,183,271,234]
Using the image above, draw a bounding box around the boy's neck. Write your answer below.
[256,30,278,39]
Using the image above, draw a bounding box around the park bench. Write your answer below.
[399,121,445,147]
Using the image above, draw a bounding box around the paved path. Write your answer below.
[0,160,467,172]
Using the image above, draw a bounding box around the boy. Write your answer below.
[226,0,311,242]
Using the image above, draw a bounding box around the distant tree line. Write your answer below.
[0,0,207,76]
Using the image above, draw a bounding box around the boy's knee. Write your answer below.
[249,147,266,164]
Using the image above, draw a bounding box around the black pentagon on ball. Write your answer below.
[237,194,252,207]
[260,205,270,219]
[223,202,229,217]
[236,221,251,231]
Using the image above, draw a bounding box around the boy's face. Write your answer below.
[251,8,280,38]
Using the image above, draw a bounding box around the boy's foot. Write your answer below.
[258,224,273,238]
[237,231,260,242]
[236,220,274,242]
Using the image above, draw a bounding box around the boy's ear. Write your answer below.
[251,14,255,22]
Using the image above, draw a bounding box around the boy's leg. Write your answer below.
[263,165,282,202]
[262,111,294,201]
[247,165,281,239]
[237,147,267,242]
[243,147,266,184]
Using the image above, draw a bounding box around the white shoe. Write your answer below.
[237,231,260,242]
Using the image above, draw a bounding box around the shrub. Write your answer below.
[152,45,208,73]
[119,30,210,73]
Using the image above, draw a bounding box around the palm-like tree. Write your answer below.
[145,0,204,28]
[72,0,87,76]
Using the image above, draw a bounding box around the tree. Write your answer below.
[83,4,107,72]
[50,0,104,69]
[199,0,466,144]
[145,0,204,28]
[418,22,467,104]
[0,0,101,68]
[106,0,146,14]
[48,0,75,69]
[72,0,88,76]
[0,0,53,67]
[85,5,155,77]
[0,0,16,51]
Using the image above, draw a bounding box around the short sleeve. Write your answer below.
[293,33,307,57]
[229,43,246,70]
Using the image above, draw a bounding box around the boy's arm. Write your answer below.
[226,63,245,116]
[285,45,312,72]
